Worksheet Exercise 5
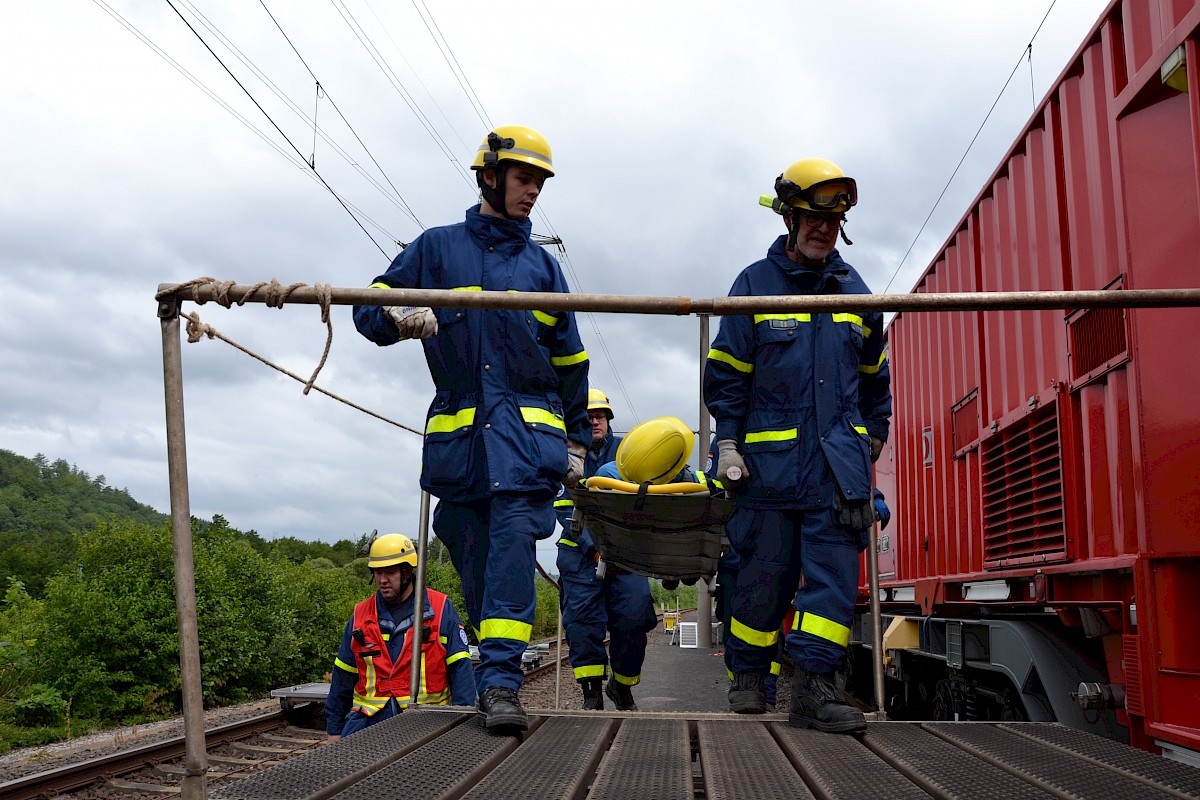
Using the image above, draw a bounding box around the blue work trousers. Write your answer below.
[433,492,554,692]
[725,505,861,676]
[557,540,657,684]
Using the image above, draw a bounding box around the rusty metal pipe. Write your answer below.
[409,491,431,706]
[158,298,208,800]
[157,282,1200,314]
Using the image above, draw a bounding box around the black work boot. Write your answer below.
[581,678,604,710]
[477,686,529,732]
[728,672,767,714]
[605,679,638,711]
[788,670,866,733]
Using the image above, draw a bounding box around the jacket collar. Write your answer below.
[767,235,852,290]
[466,204,532,254]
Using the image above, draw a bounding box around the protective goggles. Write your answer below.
[774,176,858,211]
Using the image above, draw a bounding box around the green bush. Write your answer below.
[12,684,67,727]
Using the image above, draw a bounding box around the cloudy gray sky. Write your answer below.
[2,0,1110,571]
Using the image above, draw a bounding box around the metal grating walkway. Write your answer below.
[213,709,1200,800]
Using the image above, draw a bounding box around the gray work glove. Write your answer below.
[869,435,884,463]
[716,439,749,489]
[565,440,588,487]
[385,306,438,340]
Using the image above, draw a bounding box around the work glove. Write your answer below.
[384,305,438,340]
[835,492,874,532]
[565,440,588,487]
[869,435,884,463]
[874,492,891,530]
[716,439,749,489]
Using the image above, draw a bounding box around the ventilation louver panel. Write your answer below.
[1068,304,1128,383]
[980,403,1067,566]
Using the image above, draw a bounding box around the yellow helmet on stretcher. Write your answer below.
[616,417,694,484]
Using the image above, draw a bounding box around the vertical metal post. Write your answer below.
[159,299,208,800]
[555,591,564,710]
[867,522,887,719]
[409,490,431,704]
[697,314,713,647]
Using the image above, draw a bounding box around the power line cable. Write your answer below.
[92,0,308,171]
[408,0,491,129]
[882,0,1061,294]
[161,0,390,257]
[258,0,426,231]
[329,0,476,191]
[175,0,420,235]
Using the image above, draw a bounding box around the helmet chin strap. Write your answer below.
[479,163,514,219]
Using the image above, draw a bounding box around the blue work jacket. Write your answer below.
[703,236,891,509]
[554,430,622,541]
[354,205,590,502]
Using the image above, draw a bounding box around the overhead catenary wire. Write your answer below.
[882,0,1060,294]
[257,0,425,230]
[161,0,391,257]
[174,0,420,234]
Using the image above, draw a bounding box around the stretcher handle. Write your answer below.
[583,476,711,494]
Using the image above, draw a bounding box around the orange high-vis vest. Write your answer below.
[349,590,451,712]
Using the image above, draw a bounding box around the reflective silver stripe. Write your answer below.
[477,145,553,169]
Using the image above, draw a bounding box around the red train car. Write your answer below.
[856,0,1200,760]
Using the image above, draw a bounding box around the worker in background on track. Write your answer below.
[703,158,892,733]
[352,125,590,732]
[552,390,659,711]
[325,533,475,742]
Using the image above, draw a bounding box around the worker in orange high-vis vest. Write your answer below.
[325,533,475,741]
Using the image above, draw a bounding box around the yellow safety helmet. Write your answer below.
[588,388,614,420]
[470,125,554,177]
[763,157,857,215]
[367,533,418,570]
[616,417,694,485]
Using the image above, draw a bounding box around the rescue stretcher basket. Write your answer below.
[565,483,731,581]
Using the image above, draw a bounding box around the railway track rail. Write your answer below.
[0,711,324,800]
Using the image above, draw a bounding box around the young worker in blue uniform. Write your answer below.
[353,126,590,731]
[703,158,892,732]
[552,390,658,711]
[325,534,475,741]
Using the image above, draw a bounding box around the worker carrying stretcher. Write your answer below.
[703,157,892,733]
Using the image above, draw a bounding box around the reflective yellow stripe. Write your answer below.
[753,313,811,324]
[708,348,754,374]
[368,282,483,294]
[352,693,387,713]
[853,425,868,436]
[480,618,532,643]
[551,350,589,367]
[859,352,887,374]
[574,664,606,680]
[727,669,735,682]
[695,471,724,491]
[554,499,574,508]
[745,428,797,444]
[439,635,448,644]
[770,661,782,676]
[798,611,851,647]
[334,657,358,673]
[559,538,579,547]
[446,650,470,665]
[426,407,476,434]
[612,670,639,686]
[831,312,863,328]
[521,406,567,432]
[730,616,780,647]
[532,310,558,326]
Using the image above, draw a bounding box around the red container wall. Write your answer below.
[878,0,1200,750]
